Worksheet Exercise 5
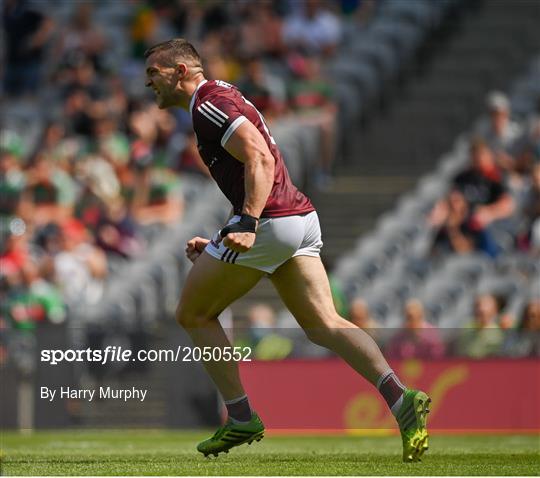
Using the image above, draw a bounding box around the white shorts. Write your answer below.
[205,211,323,274]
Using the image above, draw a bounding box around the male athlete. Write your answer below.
[145,39,430,463]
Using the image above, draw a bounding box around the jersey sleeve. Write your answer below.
[193,96,248,148]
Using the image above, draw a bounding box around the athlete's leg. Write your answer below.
[269,255,389,385]
[271,255,431,462]
[176,251,265,400]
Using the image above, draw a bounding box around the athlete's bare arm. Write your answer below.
[185,122,275,261]
[221,120,275,253]
[225,121,275,218]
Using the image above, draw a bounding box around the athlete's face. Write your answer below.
[145,54,183,109]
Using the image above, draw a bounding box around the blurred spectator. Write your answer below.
[248,303,275,338]
[288,55,334,112]
[198,24,243,83]
[507,137,537,199]
[0,139,26,216]
[75,154,121,207]
[454,138,515,227]
[499,304,516,330]
[475,92,523,171]
[527,118,540,157]
[164,2,203,43]
[203,50,242,84]
[127,105,184,225]
[54,219,107,306]
[0,218,33,280]
[518,164,540,253]
[0,314,8,365]
[55,2,107,71]
[63,56,102,98]
[0,268,43,330]
[245,304,293,360]
[21,259,66,324]
[130,4,158,59]
[74,177,110,233]
[95,196,144,259]
[94,116,130,168]
[502,299,540,357]
[237,56,287,118]
[63,88,96,137]
[530,219,540,255]
[238,1,285,58]
[430,138,515,255]
[130,168,184,225]
[19,154,77,227]
[287,55,337,185]
[387,299,445,360]
[349,298,381,342]
[128,105,164,160]
[282,0,342,57]
[2,0,54,96]
[0,220,57,330]
[35,121,68,167]
[34,222,62,257]
[200,2,232,38]
[431,190,499,257]
[454,294,504,358]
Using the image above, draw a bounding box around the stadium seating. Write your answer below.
[327,0,458,133]
[332,53,540,329]
[2,0,538,357]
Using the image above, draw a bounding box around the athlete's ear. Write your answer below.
[176,63,188,80]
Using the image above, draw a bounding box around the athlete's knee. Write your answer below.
[304,327,327,347]
[175,304,210,329]
[303,313,345,346]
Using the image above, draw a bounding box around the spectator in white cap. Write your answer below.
[475,91,523,171]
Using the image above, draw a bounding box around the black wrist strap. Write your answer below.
[240,214,259,228]
[219,214,259,238]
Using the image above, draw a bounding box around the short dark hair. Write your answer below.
[144,38,202,69]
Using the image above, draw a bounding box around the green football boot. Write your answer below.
[197,412,265,457]
[396,389,431,463]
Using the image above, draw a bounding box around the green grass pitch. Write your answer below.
[1,430,539,475]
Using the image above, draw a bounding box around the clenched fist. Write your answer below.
[219,214,258,253]
[223,232,256,253]
[185,236,210,263]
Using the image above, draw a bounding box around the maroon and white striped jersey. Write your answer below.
[190,79,315,218]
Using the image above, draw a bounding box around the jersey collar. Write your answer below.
[189,79,208,115]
